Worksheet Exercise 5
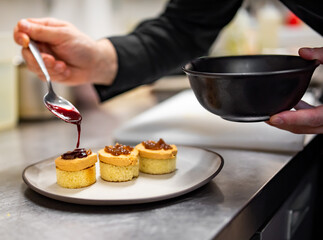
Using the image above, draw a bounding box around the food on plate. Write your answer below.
[55,148,97,188]
[135,138,177,174]
[98,143,139,182]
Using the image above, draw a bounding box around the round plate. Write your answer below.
[22,146,223,205]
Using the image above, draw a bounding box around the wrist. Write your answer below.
[91,38,118,85]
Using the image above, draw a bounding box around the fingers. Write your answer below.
[14,18,69,47]
[13,25,30,47]
[27,17,68,27]
[268,105,323,134]
[15,18,70,45]
[299,47,323,63]
[22,48,70,82]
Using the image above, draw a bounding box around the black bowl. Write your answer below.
[182,55,319,122]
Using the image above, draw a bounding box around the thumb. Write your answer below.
[299,47,323,64]
[18,18,69,45]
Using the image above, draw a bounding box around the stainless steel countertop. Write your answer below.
[0,85,304,240]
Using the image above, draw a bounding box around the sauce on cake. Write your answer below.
[61,148,92,159]
[104,143,134,156]
[142,138,172,150]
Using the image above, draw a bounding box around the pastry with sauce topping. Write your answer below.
[55,148,97,188]
[135,138,177,174]
[98,143,139,182]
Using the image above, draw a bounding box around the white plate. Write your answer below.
[22,146,223,205]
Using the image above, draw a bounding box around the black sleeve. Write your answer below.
[94,0,243,101]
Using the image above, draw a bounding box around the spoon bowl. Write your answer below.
[43,93,82,123]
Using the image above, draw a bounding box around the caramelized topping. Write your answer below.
[104,143,134,156]
[61,148,92,160]
[142,138,172,150]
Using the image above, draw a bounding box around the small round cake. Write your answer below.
[136,139,177,174]
[55,148,97,188]
[98,143,139,182]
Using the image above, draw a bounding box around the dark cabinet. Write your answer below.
[252,164,318,240]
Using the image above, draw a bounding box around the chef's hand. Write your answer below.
[268,47,323,134]
[13,18,117,86]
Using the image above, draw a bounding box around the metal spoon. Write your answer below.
[28,40,82,123]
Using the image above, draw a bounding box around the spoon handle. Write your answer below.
[28,40,51,85]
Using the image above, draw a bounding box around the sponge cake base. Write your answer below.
[56,165,96,188]
[100,161,139,182]
[139,157,176,174]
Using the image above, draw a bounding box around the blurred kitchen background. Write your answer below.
[0,0,322,131]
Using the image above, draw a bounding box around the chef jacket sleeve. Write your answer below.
[94,0,243,101]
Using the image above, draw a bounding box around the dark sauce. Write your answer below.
[45,103,82,148]
[61,148,92,160]
[142,138,172,150]
[104,143,134,156]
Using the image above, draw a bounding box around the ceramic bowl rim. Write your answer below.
[182,55,320,78]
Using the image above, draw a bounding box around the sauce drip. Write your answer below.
[46,103,82,148]
[61,148,92,160]
[104,143,134,156]
[142,138,172,150]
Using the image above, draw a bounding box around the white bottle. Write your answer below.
[257,4,282,52]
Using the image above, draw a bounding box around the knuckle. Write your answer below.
[34,25,45,35]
